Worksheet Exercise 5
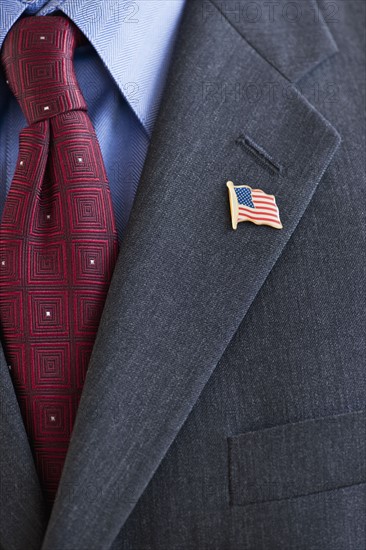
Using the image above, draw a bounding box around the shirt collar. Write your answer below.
[0,0,186,136]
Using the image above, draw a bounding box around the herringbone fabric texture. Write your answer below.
[0,15,119,512]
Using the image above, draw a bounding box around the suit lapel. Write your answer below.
[210,0,338,83]
[21,1,340,548]
[0,347,47,550]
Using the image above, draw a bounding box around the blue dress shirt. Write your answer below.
[0,0,185,241]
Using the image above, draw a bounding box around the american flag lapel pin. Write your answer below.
[226,181,283,230]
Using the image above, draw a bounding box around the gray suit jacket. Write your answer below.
[1,1,365,549]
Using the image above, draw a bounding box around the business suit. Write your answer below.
[1,0,365,549]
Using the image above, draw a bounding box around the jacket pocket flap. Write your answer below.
[228,409,366,505]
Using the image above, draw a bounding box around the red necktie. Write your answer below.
[0,15,119,512]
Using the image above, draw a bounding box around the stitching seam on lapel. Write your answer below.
[208,0,291,82]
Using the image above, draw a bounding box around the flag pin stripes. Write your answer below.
[226,181,283,230]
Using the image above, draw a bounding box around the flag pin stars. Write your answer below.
[226,181,283,230]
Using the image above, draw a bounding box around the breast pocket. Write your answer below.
[228,409,366,506]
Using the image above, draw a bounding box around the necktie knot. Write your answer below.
[1,16,87,125]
